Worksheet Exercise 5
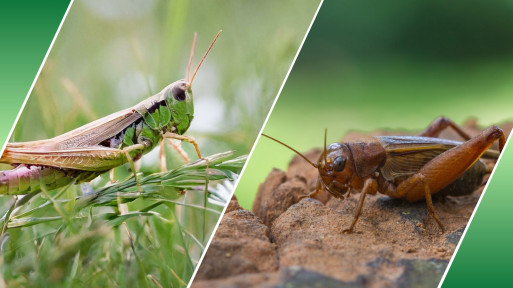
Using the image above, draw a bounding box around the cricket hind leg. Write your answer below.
[421,174,444,232]
[389,125,505,232]
[418,116,472,140]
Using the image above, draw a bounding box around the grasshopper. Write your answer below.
[263,117,505,233]
[0,31,222,195]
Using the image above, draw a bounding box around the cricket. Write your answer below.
[0,31,222,195]
[262,117,505,233]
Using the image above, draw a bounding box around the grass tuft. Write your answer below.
[0,151,245,287]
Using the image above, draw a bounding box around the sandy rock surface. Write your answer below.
[194,197,278,280]
[192,120,511,288]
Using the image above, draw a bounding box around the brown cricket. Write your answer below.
[262,117,505,233]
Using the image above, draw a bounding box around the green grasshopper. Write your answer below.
[0,31,222,195]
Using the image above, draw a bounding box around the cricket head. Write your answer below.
[261,130,356,200]
[317,141,356,199]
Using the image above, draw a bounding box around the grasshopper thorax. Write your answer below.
[135,80,194,135]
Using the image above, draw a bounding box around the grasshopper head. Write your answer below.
[317,142,356,199]
[138,31,221,135]
[163,79,194,135]
[163,30,221,135]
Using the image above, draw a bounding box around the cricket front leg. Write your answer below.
[298,179,323,201]
[418,116,471,140]
[343,177,378,234]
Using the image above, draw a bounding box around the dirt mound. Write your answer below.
[192,120,510,288]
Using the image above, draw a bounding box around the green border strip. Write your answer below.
[440,129,513,287]
[0,1,72,154]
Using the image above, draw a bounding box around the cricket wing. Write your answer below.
[6,108,142,151]
[0,146,129,171]
[377,136,461,181]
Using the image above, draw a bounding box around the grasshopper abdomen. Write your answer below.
[0,165,101,195]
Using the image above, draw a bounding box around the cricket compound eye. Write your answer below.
[333,156,346,172]
[172,84,187,101]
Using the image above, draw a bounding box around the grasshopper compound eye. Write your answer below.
[333,156,346,172]
[172,83,187,101]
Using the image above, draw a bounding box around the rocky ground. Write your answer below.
[192,120,512,288]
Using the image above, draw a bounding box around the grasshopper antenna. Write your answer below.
[261,134,318,168]
[189,30,222,88]
[186,32,198,83]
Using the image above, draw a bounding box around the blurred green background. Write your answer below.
[0,0,320,287]
[236,0,513,209]
[15,0,320,160]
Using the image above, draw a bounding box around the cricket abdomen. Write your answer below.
[436,159,486,197]
[376,136,489,201]
[0,165,102,195]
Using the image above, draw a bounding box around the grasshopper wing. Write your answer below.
[0,146,132,171]
[1,108,143,169]
[5,108,142,151]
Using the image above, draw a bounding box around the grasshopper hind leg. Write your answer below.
[122,143,148,192]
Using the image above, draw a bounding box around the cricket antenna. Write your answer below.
[186,32,198,82]
[189,30,222,88]
[261,134,318,168]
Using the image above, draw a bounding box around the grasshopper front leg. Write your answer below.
[158,133,202,175]
[163,132,203,159]
[384,125,505,231]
